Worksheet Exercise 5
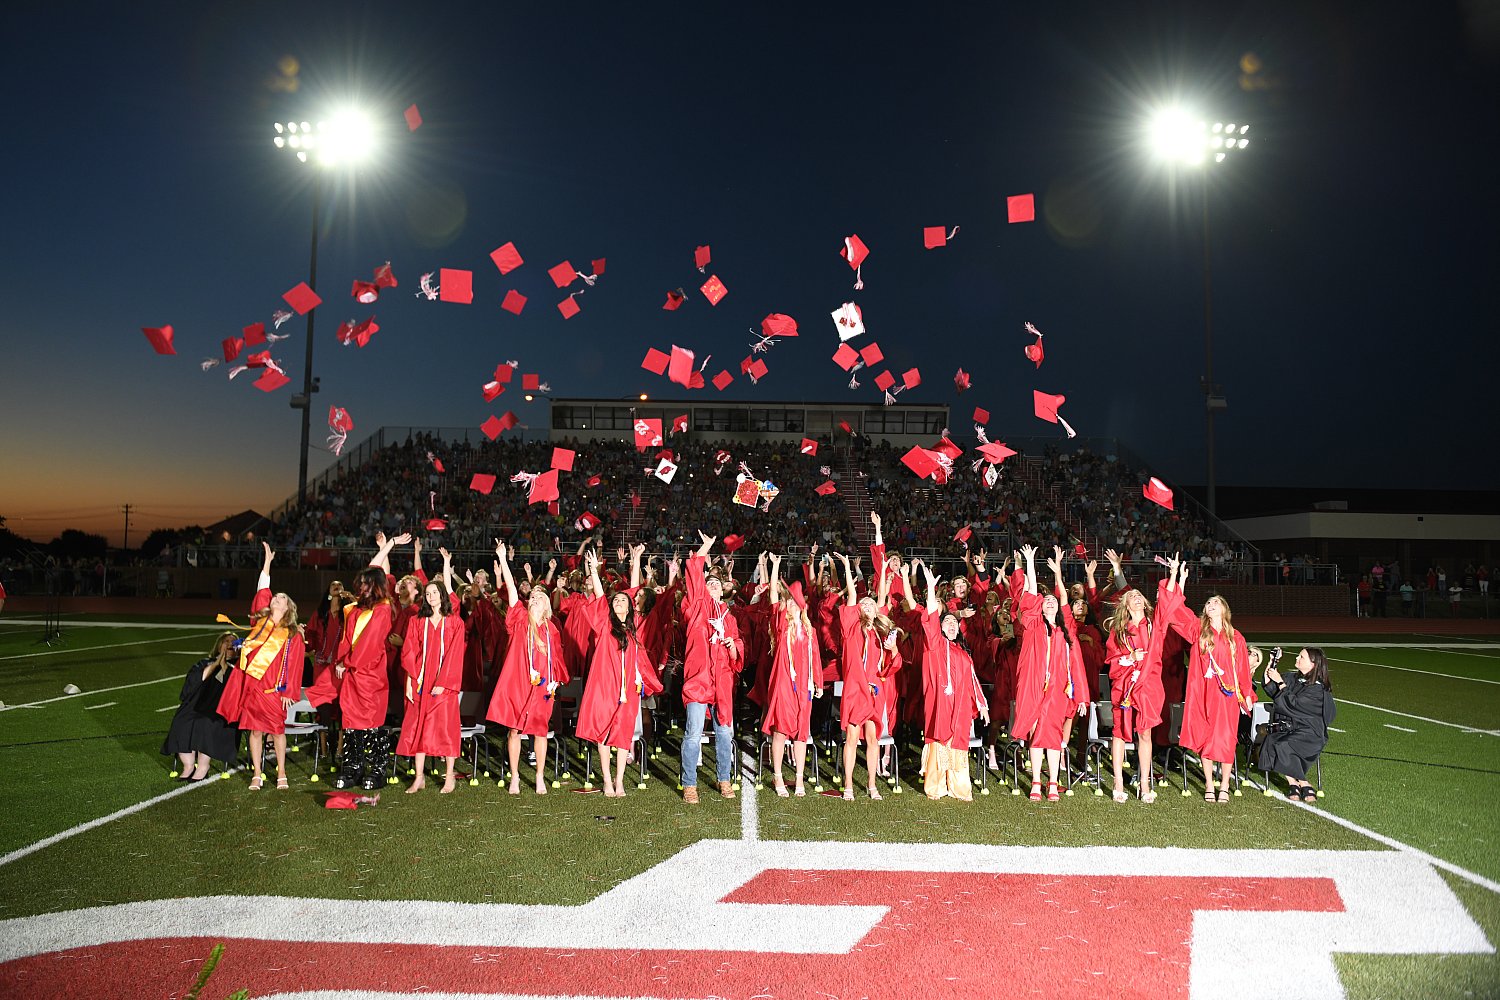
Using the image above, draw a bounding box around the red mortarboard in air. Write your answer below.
[832,344,859,371]
[1033,390,1077,437]
[747,358,768,382]
[501,289,527,315]
[328,406,353,434]
[900,446,941,480]
[522,374,540,391]
[954,525,973,545]
[641,348,669,375]
[283,283,322,315]
[631,490,642,509]
[923,225,958,249]
[548,261,576,289]
[494,363,515,383]
[481,381,504,402]
[874,370,896,392]
[481,412,517,439]
[243,322,266,346]
[831,301,865,341]
[350,317,378,348]
[954,369,971,392]
[815,480,837,496]
[551,447,575,472]
[671,414,689,435]
[491,242,524,275]
[976,440,1018,465]
[351,280,379,304]
[700,275,727,305]
[245,350,271,368]
[694,245,711,270]
[1007,193,1036,223]
[973,406,990,425]
[1074,542,1089,558]
[586,474,602,487]
[859,342,884,367]
[722,533,746,553]
[430,454,446,473]
[373,262,397,289]
[839,420,854,435]
[712,370,733,390]
[424,518,447,532]
[547,500,560,516]
[254,368,290,392]
[933,437,963,463]
[403,104,422,131]
[222,336,244,363]
[438,269,472,304]
[902,368,922,390]
[1024,322,1045,368]
[655,447,675,462]
[800,438,818,456]
[840,233,869,269]
[1143,477,1175,510]
[663,289,686,311]
[633,418,663,450]
[528,470,560,505]
[761,313,799,338]
[557,296,578,319]
[470,473,496,495]
[668,345,697,388]
[575,511,600,532]
[591,258,606,276]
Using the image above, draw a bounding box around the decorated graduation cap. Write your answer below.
[831,301,864,341]
[633,417,663,450]
[700,274,728,305]
[799,438,818,456]
[840,234,869,289]
[653,456,679,484]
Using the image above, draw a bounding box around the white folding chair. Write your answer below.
[282,699,327,780]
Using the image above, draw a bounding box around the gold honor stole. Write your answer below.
[239,617,289,682]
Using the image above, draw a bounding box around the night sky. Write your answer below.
[3,2,1496,546]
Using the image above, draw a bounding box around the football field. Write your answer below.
[0,616,1496,999]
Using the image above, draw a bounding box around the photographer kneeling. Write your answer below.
[1257,647,1335,802]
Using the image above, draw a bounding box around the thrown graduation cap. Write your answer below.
[954,525,973,545]
[548,261,577,289]
[575,510,600,532]
[712,369,733,390]
[975,440,1018,465]
[671,413,689,435]
[481,412,518,439]
[254,368,290,392]
[694,245,711,271]
[800,438,818,456]
[1024,322,1045,368]
[243,322,267,346]
[653,456,679,484]
[973,407,990,425]
[663,289,686,311]
[722,533,746,553]
[641,348,669,375]
[840,234,868,289]
[832,344,859,371]
[470,473,496,495]
[633,417,663,450]
[746,358,768,383]
[558,296,580,319]
[351,280,379,304]
[874,370,895,392]
[814,480,837,496]
[403,104,422,131]
[1143,477,1175,510]
[480,380,503,402]
[424,518,447,531]
[954,369,971,393]
[1007,193,1035,223]
[761,313,798,338]
[522,373,541,391]
[491,241,524,274]
[283,282,322,315]
[591,258,606,276]
[1033,390,1077,438]
[221,336,244,363]
[668,345,698,388]
[328,406,353,434]
[900,446,941,480]
[831,301,864,341]
[523,469,560,505]
[501,289,527,315]
[923,225,959,249]
[700,274,727,305]
[551,447,575,472]
[859,342,884,367]
[902,368,921,390]
[438,268,472,304]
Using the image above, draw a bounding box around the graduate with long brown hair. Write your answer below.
[397,547,465,794]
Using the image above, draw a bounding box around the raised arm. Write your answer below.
[544,558,557,585]
[922,563,941,616]
[371,531,408,573]
[495,539,520,607]
[1020,544,1039,596]
[897,563,918,612]
[439,546,455,597]
[629,543,645,590]
[258,540,274,589]
[586,548,604,600]
[412,537,426,583]
[769,552,783,605]
[836,552,857,607]
[1047,546,1066,599]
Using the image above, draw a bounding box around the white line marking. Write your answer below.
[1330,655,1500,685]
[0,619,223,630]
[154,705,179,713]
[1334,698,1500,736]
[82,702,117,711]
[0,633,218,663]
[740,750,758,843]
[0,768,241,868]
[1419,646,1500,659]
[1383,724,1417,733]
[1327,727,1345,733]
[1416,633,1484,643]
[0,674,181,712]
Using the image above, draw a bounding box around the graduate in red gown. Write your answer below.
[216,542,304,791]
[397,547,465,794]
[487,540,568,795]
[308,531,406,790]
[1103,578,1173,804]
[833,550,889,801]
[679,533,744,803]
[1164,555,1256,803]
[1012,544,1090,802]
[916,562,989,801]
[761,553,822,797]
[576,546,661,797]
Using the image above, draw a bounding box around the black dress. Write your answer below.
[1256,673,1335,780]
[161,658,241,764]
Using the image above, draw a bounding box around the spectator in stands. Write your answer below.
[1400,580,1415,615]
[1257,647,1334,802]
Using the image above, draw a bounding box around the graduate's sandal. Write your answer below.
[1216,788,1230,804]
[1112,789,1130,803]
[1028,782,1043,801]
[1046,782,1060,802]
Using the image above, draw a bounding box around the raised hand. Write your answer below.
[630,542,646,559]
[698,529,716,547]
[392,532,413,546]
[1045,553,1062,576]
[374,531,387,548]
[439,547,452,562]
[870,511,882,529]
[496,541,508,562]
[1084,558,1098,577]
[1019,544,1037,562]
[1105,547,1123,571]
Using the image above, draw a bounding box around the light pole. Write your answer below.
[1148,110,1250,516]
[271,111,376,504]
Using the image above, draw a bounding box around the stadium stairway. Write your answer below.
[836,447,876,549]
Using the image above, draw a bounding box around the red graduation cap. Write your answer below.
[641,348,669,375]
[671,413,689,435]
[633,417,663,450]
[814,480,837,496]
[1033,390,1071,426]
[923,226,950,249]
[1007,193,1036,224]
[350,317,378,348]
[557,296,580,320]
[551,447,575,472]
[324,791,360,810]
[373,262,397,289]
[655,447,675,462]
[694,245,711,270]
[663,289,686,311]
[528,469,560,505]
[430,455,446,473]
[586,474,602,487]
[902,368,922,390]
[328,406,354,434]
[712,369,733,390]
[973,406,990,425]
[438,268,472,304]
[591,258,606,276]
[840,234,869,269]
[668,345,697,388]
[732,479,760,506]
[548,261,576,288]
[494,363,515,384]
[954,525,973,545]
[700,274,727,305]
[653,456,679,484]
[470,473,496,495]
[832,344,859,371]
[900,446,941,480]
[254,368,290,392]
[501,289,527,315]
[761,313,799,338]
[800,438,818,456]
[283,282,322,315]
[481,412,518,439]
[1074,542,1089,558]
[490,241,524,275]
[934,437,963,462]
[1025,322,1045,368]
[522,373,540,391]
[245,350,272,368]
[839,420,854,434]
[547,500,560,516]
[1143,477,1175,510]
[747,358,768,381]
[243,322,266,346]
[403,104,422,131]
[954,369,971,392]
[424,518,447,532]
[722,534,746,553]
[859,342,884,367]
[222,336,244,363]
[976,440,1018,465]
[874,370,895,392]
[575,510,600,532]
[351,280,379,304]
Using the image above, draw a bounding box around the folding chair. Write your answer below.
[1161,703,1194,795]
[282,699,326,780]
[966,720,990,795]
[458,691,491,786]
[755,725,822,792]
[1083,701,1112,796]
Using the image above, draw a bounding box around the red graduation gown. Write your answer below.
[575,595,662,750]
[486,602,567,737]
[396,603,465,757]
[837,605,881,729]
[760,607,821,742]
[920,609,986,750]
[1012,592,1089,751]
[314,600,393,730]
[681,556,743,717]
[1169,601,1255,762]
[217,587,304,734]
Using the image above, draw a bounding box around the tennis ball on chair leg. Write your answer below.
[310,773,320,783]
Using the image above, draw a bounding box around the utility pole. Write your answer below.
[120,504,133,551]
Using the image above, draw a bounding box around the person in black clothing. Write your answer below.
[1370,574,1388,617]
[1257,646,1335,802]
[162,632,243,780]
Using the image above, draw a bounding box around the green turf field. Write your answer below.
[0,616,1496,998]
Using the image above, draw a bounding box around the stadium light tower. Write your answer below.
[272,110,378,504]
[1147,108,1250,517]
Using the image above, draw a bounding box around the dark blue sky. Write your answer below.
[3,2,1496,544]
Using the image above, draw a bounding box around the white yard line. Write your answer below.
[1334,698,1500,736]
[1329,655,1500,686]
[0,674,181,712]
[82,702,117,711]
[739,750,758,843]
[1383,724,1417,733]
[0,769,241,868]
[1421,647,1500,659]
[0,633,216,662]
[154,705,179,713]
[0,619,221,630]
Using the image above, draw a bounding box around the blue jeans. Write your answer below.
[682,701,733,787]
